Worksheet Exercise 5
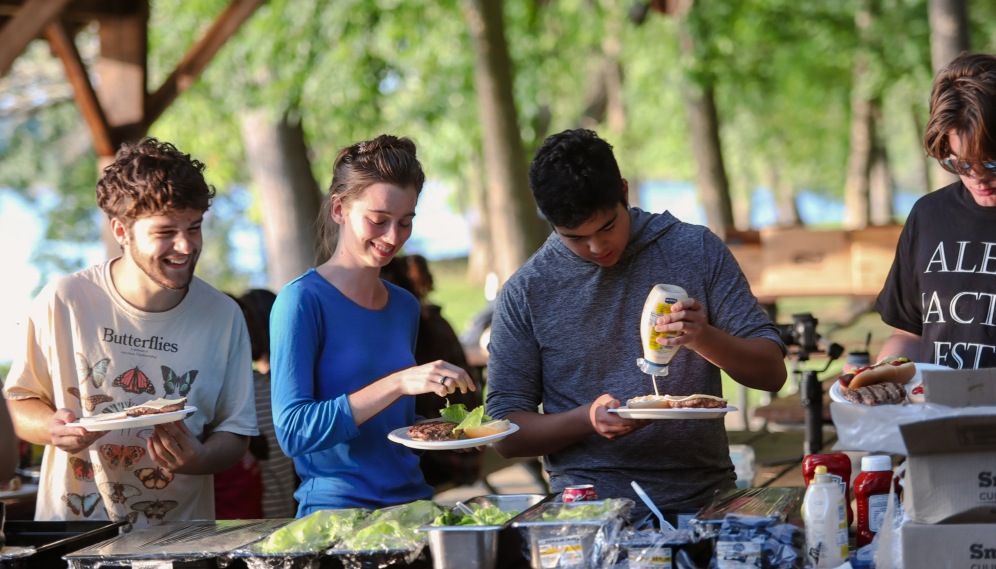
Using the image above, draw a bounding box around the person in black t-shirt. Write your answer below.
[873,53,996,369]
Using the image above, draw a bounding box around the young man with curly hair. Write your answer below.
[874,53,996,369]
[486,129,786,516]
[4,139,257,526]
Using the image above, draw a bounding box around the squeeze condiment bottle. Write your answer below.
[803,453,853,526]
[803,465,849,567]
[854,455,901,548]
[636,284,688,377]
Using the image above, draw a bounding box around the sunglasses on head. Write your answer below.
[940,157,996,177]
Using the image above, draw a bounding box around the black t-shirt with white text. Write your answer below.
[876,182,996,369]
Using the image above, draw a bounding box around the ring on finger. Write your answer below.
[437,375,448,386]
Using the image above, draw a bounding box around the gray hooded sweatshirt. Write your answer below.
[486,207,784,516]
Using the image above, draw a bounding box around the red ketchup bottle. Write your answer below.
[854,455,901,548]
[803,453,853,526]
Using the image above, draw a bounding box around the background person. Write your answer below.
[874,53,996,369]
[3,139,257,527]
[379,256,483,488]
[239,289,298,518]
[269,135,474,515]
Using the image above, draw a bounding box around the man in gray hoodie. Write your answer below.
[486,129,787,516]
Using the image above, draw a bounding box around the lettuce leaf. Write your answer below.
[453,406,492,436]
[439,400,469,423]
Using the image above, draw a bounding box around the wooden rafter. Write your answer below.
[0,0,74,77]
[144,0,266,128]
[45,19,114,156]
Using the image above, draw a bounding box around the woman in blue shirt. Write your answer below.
[269,135,475,515]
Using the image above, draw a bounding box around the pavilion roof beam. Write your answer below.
[144,0,267,129]
[0,0,74,77]
[45,19,114,156]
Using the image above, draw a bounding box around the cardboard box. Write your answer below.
[901,523,996,568]
[899,415,996,524]
[922,368,996,407]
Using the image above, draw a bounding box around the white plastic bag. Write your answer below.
[872,464,908,569]
[830,402,996,454]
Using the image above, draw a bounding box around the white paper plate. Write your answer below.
[388,422,519,450]
[67,406,198,431]
[828,363,949,404]
[608,406,738,420]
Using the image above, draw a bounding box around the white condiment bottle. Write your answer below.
[803,465,850,567]
[636,284,688,377]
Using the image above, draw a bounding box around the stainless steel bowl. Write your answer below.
[418,494,553,569]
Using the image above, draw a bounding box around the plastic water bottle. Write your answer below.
[803,465,849,567]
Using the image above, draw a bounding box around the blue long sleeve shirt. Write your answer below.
[270,269,433,515]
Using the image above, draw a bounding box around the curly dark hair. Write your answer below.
[317,134,426,258]
[96,138,215,226]
[924,53,996,168]
[528,129,625,230]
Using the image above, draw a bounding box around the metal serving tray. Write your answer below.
[63,520,288,567]
[416,494,553,569]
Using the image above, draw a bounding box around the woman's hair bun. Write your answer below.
[355,135,417,157]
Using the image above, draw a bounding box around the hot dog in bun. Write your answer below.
[838,357,915,393]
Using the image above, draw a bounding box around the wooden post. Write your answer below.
[94,1,148,259]
[0,0,74,77]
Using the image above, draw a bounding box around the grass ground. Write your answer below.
[428,257,894,407]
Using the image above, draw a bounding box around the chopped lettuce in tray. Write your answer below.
[253,508,370,554]
[431,503,520,527]
[335,500,445,552]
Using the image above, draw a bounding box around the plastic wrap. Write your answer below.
[329,500,444,569]
[831,401,996,454]
[220,509,370,569]
[512,498,633,569]
[610,528,709,569]
[0,546,36,561]
[689,488,804,541]
[64,520,287,569]
[688,488,804,569]
[872,464,908,569]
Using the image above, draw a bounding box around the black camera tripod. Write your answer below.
[778,313,844,456]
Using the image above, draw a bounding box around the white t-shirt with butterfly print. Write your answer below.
[3,260,259,528]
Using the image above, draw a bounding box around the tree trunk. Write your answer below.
[465,151,495,285]
[911,104,932,194]
[682,82,734,239]
[464,0,546,284]
[928,0,968,190]
[843,57,875,230]
[928,0,969,73]
[240,109,323,291]
[869,104,894,225]
[766,164,801,227]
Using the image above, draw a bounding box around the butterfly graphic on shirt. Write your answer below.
[131,498,179,521]
[69,457,101,482]
[62,492,101,517]
[102,401,136,415]
[114,365,155,395]
[66,388,115,412]
[98,482,143,505]
[161,366,198,397]
[134,466,174,490]
[77,353,110,389]
[100,444,147,471]
[105,508,139,525]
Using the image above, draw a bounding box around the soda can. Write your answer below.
[562,485,598,502]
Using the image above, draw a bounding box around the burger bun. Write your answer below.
[463,419,511,439]
[626,395,671,409]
